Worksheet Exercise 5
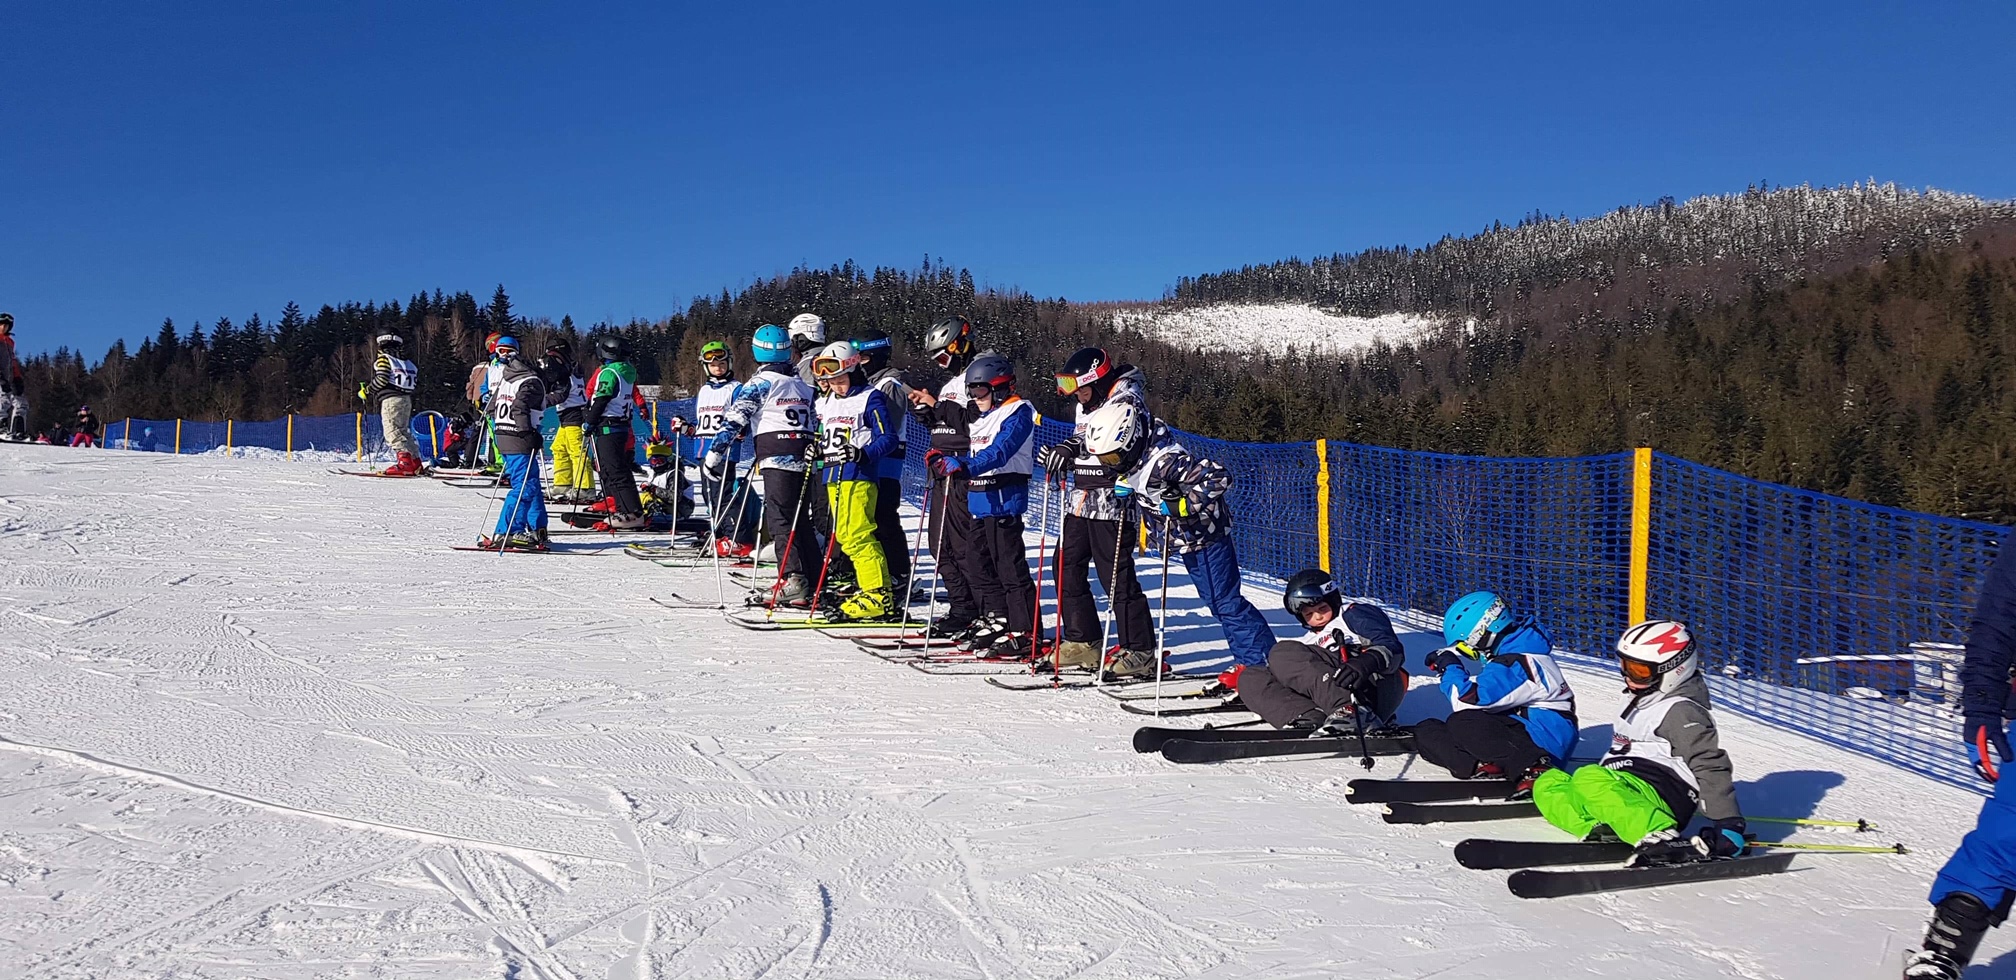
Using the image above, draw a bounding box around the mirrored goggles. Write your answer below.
[967,383,997,402]
[1055,370,1099,395]
[699,348,731,364]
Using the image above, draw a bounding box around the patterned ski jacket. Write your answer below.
[1065,366,1147,521]
[1117,422,1234,554]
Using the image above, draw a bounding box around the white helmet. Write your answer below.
[788,313,827,345]
[1615,620,1697,692]
[810,340,860,380]
[1081,399,1147,469]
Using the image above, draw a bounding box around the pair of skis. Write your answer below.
[1130,725,1417,764]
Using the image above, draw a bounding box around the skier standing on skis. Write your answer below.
[789,314,855,591]
[0,313,26,442]
[853,328,913,595]
[1037,347,1155,675]
[1080,397,1278,684]
[809,341,900,620]
[584,336,647,530]
[920,352,1039,659]
[710,324,821,607]
[1234,569,1409,729]
[539,339,593,504]
[909,316,991,642]
[359,332,423,475]
[673,340,758,558]
[1531,620,1747,865]
[1905,539,2016,980]
[481,338,550,551]
[1411,591,1578,796]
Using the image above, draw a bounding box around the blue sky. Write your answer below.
[5,1,2014,357]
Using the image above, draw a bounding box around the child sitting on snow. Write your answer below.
[1237,569,1408,732]
[1531,620,1748,866]
[1412,590,1578,797]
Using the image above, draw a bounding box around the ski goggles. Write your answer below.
[967,382,1000,402]
[699,347,731,365]
[1092,448,1126,467]
[812,355,850,379]
[1618,654,1682,685]
[932,348,957,368]
[1054,368,1102,395]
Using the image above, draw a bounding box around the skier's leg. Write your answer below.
[1410,717,1478,778]
[1235,660,1324,728]
[1930,790,2016,918]
[988,515,1036,634]
[834,481,889,592]
[549,425,580,489]
[873,476,907,582]
[1445,710,1546,775]
[1542,765,1676,844]
[1183,538,1275,667]
[926,474,977,620]
[386,395,419,461]
[735,468,763,548]
[497,454,528,536]
[600,431,644,516]
[1103,517,1154,652]
[969,512,1006,623]
[1058,515,1099,643]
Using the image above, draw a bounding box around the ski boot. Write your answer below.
[773,574,814,609]
[982,632,1039,662]
[1506,758,1556,801]
[714,537,754,559]
[1626,829,1705,868]
[1098,648,1160,682]
[1200,664,1247,698]
[835,588,895,622]
[923,612,977,641]
[505,532,549,552]
[1050,640,1101,671]
[1904,892,1997,980]
[587,496,617,514]
[474,534,509,551]
[958,613,1009,651]
[603,512,648,531]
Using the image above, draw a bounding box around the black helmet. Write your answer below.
[1283,569,1342,624]
[854,328,893,373]
[596,335,628,361]
[925,316,974,368]
[964,351,1015,399]
[544,338,572,358]
[1057,346,1114,398]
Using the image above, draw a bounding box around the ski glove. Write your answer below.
[1036,440,1079,484]
[822,441,862,465]
[702,449,726,473]
[927,450,963,477]
[1967,713,2012,782]
[1327,655,1373,692]
[1425,647,1465,675]
[1112,477,1136,498]
[668,416,697,437]
[1693,818,1748,859]
[1152,483,1189,517]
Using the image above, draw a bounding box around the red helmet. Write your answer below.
[485,332,504,354]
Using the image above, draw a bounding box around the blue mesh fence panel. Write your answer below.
[1649,453,2005,790]
[1328,446,1635,664]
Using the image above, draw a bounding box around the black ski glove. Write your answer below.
[1693,818,1748,859]
[1425,647,1464,675]
[1328,655,1373,693]
[1037,439,1079,480]
[1969,713,2013,781]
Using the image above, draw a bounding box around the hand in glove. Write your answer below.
[928,451,963,477]
[1036,439,1079,484]
[1152,482,1189,518]
[1969,713,2013,782]
[356,382,369,402]
[1692,818,1748,859]
[668,415,696,438]
[1425,647,1465,675]
[1112,476,1136,498]
[823,441,862,465]
[702,448,726,473]
[1326,654,1373,692]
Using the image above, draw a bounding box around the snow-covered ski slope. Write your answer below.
[1112,303,1444,357]
[0,446,2008,979]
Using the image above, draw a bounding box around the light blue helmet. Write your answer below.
[752,324,792,363]
[1443,591,1513,656]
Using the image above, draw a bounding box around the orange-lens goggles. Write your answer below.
[812,356,846,379]
[933,349,956,368]
[700,349,730,364]
[1620,657,1659,683]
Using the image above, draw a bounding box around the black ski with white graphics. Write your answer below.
[1506,853,1799,899]
[1453,838,1632,870]
[1381,801,1541,824]
[1119,697,1249,718]
[985,672,1214,693]
[1347,779,1515,805]
[1133,725,1306,753]
[1161,733,1416,765]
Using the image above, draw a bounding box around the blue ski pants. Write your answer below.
[1933,721,2016,910]
[1180,536,1274,667]
[496,453,548,537]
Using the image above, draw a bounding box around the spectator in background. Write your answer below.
[70,405,101,448]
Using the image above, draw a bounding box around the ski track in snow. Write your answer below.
[1,445,2012,978]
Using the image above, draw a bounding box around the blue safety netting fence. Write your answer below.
[101,404,2008,791]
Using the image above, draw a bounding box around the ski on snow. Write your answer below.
[1506,853,1799,899]
[1118,697,1248,717]
[1453,838,1633,870]
[649,594,725,611]
[1160,733,1416,764]
[1381,801,1540,824]
[1346,779,1515,805]
[329,468,421,479]
[1130,725,1288,753]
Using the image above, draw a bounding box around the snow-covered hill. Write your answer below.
[0,446,2004,977]
[1112,303,1445,358]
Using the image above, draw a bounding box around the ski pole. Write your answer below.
[805,463,842,625]
[1029,481,1052,676]
[1747,815,1881,833]
[1151,514,1172,703]
[710,464,758,605]
[1350,688,1374,770]
[1095,508,1129,689]
[897,471,933,642]
[1746,839,1907,855]
[919,475,953,654]
[766,462,818,620]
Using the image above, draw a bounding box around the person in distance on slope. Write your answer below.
[0,313,27,442]
[69,405,103,448]
[908,316,993,642]
[1233,569,1408,729]
[710,324,822,606]
[1411,591,1578,796]
[671,340,759,558]
[808,341,901,620]
[479,338,550,551]
[1081,398,1278,683]
[853,329,914,594]
[1037,347,1155,674]
[538,339,594,504]
[357,332,423,475]
[584,335,648,530]
[1531,620,1746,867]
[919,352,1040,658]
[475,332,512,475]
[1905,539,2016,980]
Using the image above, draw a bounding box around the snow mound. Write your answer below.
[1113,303,1446,357]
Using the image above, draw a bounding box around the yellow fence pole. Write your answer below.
[226,419,233,455]
[1628,447,1653,625]
[123,419,131,449]
[287,414,295,460]
[429,415,440,458]
[1315,439,1331,571]
[174,419,182,454]
[355,413,363,461]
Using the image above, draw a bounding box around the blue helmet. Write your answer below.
[752,324,792,363]
[1443,591,1513,656]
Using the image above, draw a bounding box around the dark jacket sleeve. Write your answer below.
[583,367,614,425]
[1340,603,1405,677]
[1961,537,2016,719]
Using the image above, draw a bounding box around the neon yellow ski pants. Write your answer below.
[826,480,888,593]
[550,424,592,489]
[1532,764,1678,845]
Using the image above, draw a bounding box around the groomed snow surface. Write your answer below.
[1111,304,1445,358]
[0,445,2010,979]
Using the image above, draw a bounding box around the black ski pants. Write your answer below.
[1240,639,1407,730]
[973,513,1037,634]
[1058,514,1152,650]
[926,472,984,619]
[1412,710,1546,779]
[876,476,911,584]
[761,467,822,579]
[593,430,643,517]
